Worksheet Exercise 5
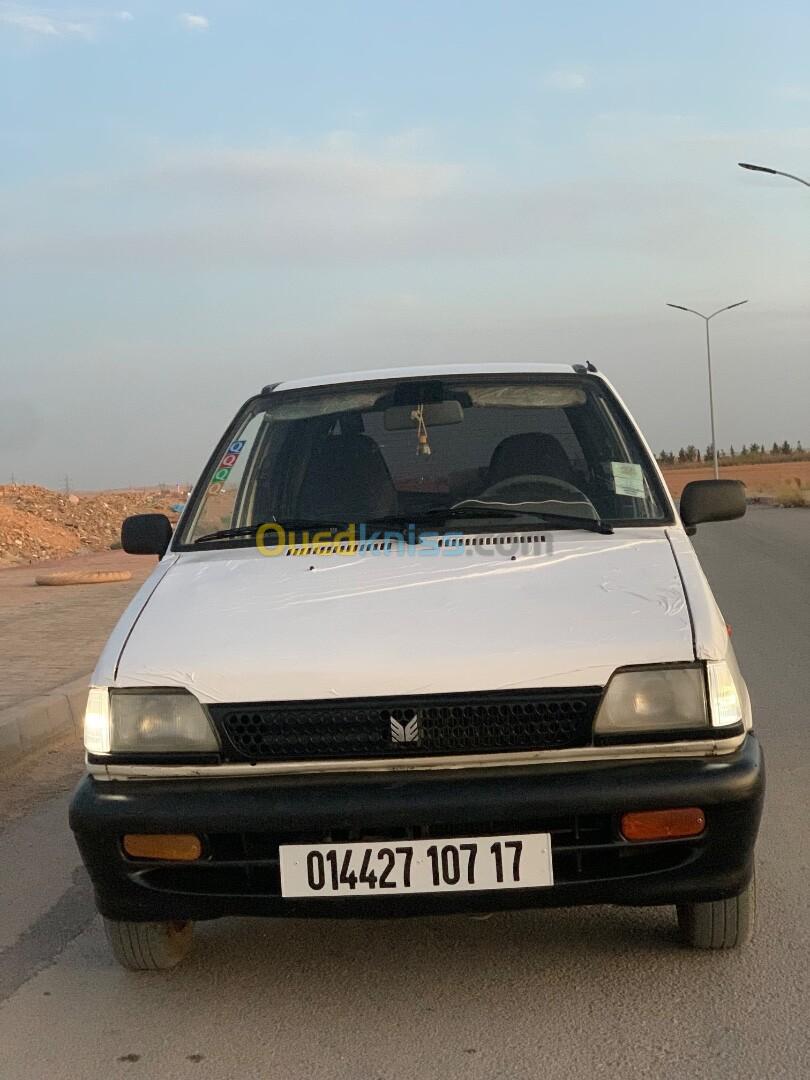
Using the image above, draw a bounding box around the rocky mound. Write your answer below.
[0,485,183,566]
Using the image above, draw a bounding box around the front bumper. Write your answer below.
[70,735,764,922]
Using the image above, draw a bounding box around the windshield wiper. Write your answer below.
[193,525,261,544]
[407,504,614,534]
[193,521,346,544]
[193,506,614,544]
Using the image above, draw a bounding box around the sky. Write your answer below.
[2,1,810,488]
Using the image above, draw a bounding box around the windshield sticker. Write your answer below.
[612,461,645,499]
[209,440,246,491]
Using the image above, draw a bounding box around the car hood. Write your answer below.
[104,529,700,702]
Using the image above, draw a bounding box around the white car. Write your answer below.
[70,363,763,970]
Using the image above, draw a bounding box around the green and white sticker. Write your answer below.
[612,461,645,499]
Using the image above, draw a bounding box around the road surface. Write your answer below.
[0,508,808,1079]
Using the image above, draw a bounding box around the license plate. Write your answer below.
[279,833,553,898]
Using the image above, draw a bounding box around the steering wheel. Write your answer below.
[474,473,592,504]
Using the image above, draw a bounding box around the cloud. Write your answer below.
[586,110,810,167]
[179,12,208,31]
[144,141,460,200]
[775,84,810,103]
[0,138,747,272]
[544,67,589,91]
[0,137,463,266]
[4,123,809,325]
[0,4,135,38]
[0,6,92,37]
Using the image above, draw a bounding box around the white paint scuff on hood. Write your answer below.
[108,529,695,703]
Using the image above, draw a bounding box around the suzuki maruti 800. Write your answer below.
[70,364,763,969]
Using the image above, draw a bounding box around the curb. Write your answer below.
[0,676,88,767]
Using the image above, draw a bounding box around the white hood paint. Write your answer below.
[105,528,696,703]
[666,528,729,660]
[92,554,178,686]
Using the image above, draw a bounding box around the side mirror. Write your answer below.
[121,514,173,556]
[680,480,746,529]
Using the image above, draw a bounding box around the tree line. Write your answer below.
[657,441,808,467]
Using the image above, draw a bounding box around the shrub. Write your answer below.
[775,479,807,508]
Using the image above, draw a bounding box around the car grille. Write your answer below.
[208,687,602,763]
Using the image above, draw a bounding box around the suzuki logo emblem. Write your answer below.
[389,710,420,745]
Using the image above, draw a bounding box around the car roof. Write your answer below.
[268,362,590,394]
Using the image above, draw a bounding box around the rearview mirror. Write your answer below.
[680,480,746,528]
[384,401,464,430]
[121,514,173,556]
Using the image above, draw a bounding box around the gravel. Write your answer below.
[0,485,182,566]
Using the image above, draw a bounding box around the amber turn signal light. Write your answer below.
[122,834,202,861]
[620,808,705,842]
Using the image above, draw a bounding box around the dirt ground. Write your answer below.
[0,485,184,566]
[661,460,810,498]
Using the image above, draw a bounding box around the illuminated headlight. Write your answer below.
[83,687,112,754]
[83,688,219,754]
[594,662,743,738]
[706,660,743,727]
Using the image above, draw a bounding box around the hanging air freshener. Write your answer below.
[411,405,432,456]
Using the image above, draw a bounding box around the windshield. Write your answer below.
[178,375,670,546]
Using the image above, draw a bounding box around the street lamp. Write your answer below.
[666,300,749,479]
[738,162,810,188]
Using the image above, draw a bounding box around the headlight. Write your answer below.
[594,661,743,739]
[594,665,708,737]
[706,660,743,727]
[83,688,219,754]
[84,687,112,754]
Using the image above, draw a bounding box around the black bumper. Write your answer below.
[70,735,764,922]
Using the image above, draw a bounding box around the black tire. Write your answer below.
[103,917,194,970]
[677,872,756,949]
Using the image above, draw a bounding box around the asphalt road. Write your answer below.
[1,507,808,1080]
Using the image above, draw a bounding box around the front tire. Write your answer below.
[677,872,756,949]
[103,918,194,970]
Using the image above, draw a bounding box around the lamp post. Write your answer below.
[738,162,810,188]
[666,301,749,479]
